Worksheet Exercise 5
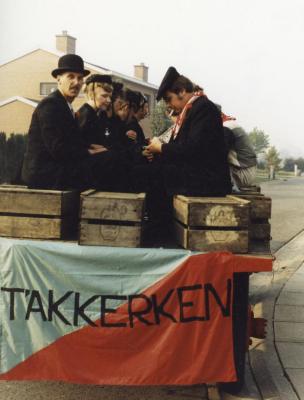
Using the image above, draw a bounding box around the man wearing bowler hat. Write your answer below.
[146,66,231,196]
[22,54,127,191]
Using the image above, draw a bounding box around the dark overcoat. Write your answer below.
[161,96,231,196]
[22,90,130,191]
[22,90,89,189]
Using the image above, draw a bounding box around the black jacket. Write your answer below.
[77,104,145,168]
[161,96,231,196]
[125,117,146,145]
[77,104,132,151]
[22,90,89,189]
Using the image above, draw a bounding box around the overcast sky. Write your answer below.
[1,0,304,157]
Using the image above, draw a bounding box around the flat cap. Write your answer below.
[85,74,112,85]
[156,66,180,101]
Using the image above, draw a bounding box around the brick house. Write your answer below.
[0,31,158,136]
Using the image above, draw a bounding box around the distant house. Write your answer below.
[0,31,158,136]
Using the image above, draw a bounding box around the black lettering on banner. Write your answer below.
[177,285,205,323]
[204,283,210,321]
[48,290,73,325]
[25,290,47,321]
[1,287,25,320]
[204,279,232,318]
[151,289,177,324]
[1,279,233,327]
[74,293,100,327]
[128,294,153,328]
[100,295,128,328]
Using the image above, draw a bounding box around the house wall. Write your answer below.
[0,49,157,136]
[0,101,33,134]
[0,50,59,102]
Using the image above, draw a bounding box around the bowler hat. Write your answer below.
[156,66,180,101]
[52,54,90,78]
[85,74,112,85]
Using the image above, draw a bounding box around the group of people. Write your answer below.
[21,54,149,192]
[21,53,257,240]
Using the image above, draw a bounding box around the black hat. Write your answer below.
[85,74,112,85]
[156,66,180,101]
[52,54,90,78]
[126,90,147,108]
[112,81,124,93]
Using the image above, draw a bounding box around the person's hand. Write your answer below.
[88,144,108,154]
[142,147,154,162]
[146,137,162,154]
[126,130,137,141]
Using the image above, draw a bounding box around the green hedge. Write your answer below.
[0,132,28,184]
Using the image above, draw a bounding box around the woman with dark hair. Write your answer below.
[106,82,137,149]
[125,90,149,145]
[106,84,150,163]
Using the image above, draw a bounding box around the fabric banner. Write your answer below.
[0,238,272,385]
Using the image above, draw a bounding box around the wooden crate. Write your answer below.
[0,186,79,239]
[228,195,271,241]
[250,220,271,240]
[228,194,271,220]
[248,239,271,254]
[79,191,146,247]
[173,195,250,253]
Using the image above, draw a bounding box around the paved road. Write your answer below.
[223,176,304,400]
[1,177,303,400]
[260,177,304,252]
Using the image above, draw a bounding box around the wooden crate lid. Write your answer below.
[227,194,271,220]
[80,191,146,222]
[81,190,145,201]
[174,195,249,205]
[0,186,79,216]
[173,195,250,228]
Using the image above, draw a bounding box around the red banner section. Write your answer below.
[0,251,272,385]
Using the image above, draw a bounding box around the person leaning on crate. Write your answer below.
[21,55,129,192]
[221,111,257,191]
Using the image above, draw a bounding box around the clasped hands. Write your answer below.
[142,137,162,162]
[88,144,108,155]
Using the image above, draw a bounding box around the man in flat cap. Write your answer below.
[22,55,126,191]
[146,66,231,196]
[135,67,231,244]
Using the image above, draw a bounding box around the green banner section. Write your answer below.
[0,238,190,373]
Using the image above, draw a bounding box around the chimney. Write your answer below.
[56,30,76,54]
[134,63,148,82]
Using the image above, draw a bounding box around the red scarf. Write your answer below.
[172,91,204,139]
[221,112,236,123]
